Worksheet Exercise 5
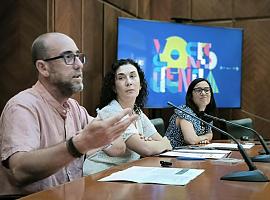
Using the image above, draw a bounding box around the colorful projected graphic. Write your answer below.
[117,18,243,108]
[152,36,219,94]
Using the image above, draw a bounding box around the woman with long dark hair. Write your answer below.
[84,59,172,175]
[165,78,217,148]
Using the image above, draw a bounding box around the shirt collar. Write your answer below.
[32,81,70,118]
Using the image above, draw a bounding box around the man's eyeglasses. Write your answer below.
[193,87,211,94]
[43,52,86,65]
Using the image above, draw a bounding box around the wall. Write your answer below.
[1,0,270,138]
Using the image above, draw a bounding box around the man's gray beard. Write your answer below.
[56,81,84,97]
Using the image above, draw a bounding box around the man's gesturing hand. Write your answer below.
[73,108,138,154]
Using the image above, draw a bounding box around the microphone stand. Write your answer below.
[168,102,269,182]
[203,113,270,163]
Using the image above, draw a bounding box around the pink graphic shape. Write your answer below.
[166,68,174,80]
[203,44,210,56]
[153,39,160,53]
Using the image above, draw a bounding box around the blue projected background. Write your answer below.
[117,17,243,108]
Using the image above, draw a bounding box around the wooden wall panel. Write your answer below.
[149,0,191,21]
[54,0,83,102]
[0,1,19,111]
[138,0,151,19]
[18,0,48,79]
[192,0,233,20]
[82,0,103,115]
[234,19,270,137]
[105,0,138,16]
[234,0,270,18]
[236,21,259,114]
[198,21,233,28]
[54,0,82,45]
[253,22,270,119]
[0,0,47,112]
[103,5,122,75]
[103,4,134,75]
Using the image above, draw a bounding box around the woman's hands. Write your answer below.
[198,139,210,144]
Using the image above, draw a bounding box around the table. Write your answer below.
[20,145,270,200]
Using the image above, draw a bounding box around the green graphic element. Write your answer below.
[159,36,188,69]
[207,71,219,93]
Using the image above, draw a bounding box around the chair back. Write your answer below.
[150,118,165,137]
[226,118,254,139]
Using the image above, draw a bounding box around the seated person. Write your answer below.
[0,32,136,196]
[165,78,217,148]
[83,59,172,175]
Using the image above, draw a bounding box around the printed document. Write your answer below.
[99,166,204,186]
[204,142,254,150]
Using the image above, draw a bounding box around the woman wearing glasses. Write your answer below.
[165,78,217,148]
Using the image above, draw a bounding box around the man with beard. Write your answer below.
[0,32,137,197]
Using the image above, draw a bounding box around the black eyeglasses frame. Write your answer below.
[43,52,86,65]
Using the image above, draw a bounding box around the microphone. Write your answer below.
[168,102,269,182]
[201,112,270,163]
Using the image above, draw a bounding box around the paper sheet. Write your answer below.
[99,166,204,186]
[204,142,254,150]
[160,149,231,159]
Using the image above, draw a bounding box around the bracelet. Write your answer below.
[66,137,84,158]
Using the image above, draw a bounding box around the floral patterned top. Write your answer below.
[165,105,212,148]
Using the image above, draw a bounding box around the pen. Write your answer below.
[160,160,172,167]
[176,156,206,161]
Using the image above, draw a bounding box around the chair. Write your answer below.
[226,118,254,139]
[150,118,165,137]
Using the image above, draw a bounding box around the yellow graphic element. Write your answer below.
[159,36,188,69]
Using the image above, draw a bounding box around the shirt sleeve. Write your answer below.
[0,103,40,161]
[173,105,212,136]
[174,105,195,123]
